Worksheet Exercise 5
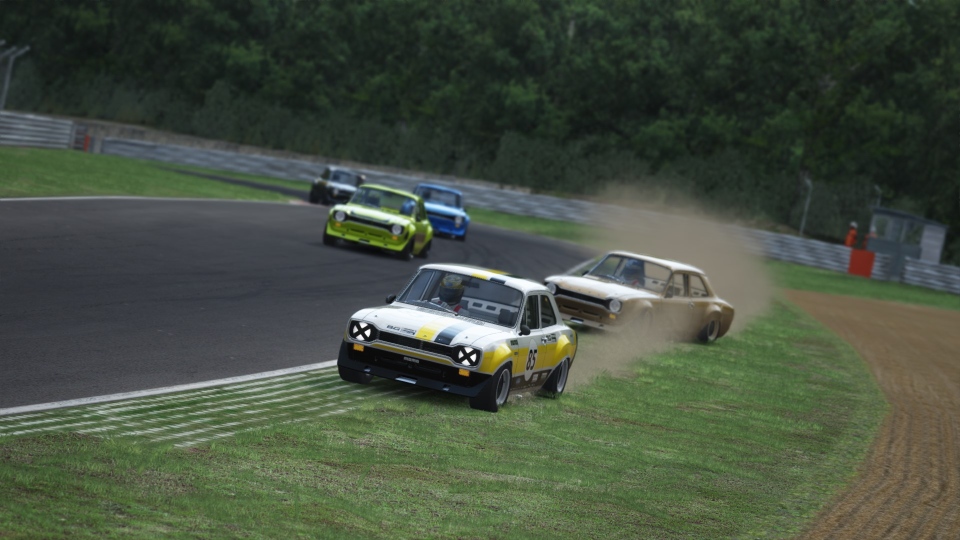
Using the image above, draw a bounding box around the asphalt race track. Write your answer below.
[0,198,592,409]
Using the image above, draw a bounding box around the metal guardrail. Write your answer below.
[0,111,75,149]
[2,112,957,295]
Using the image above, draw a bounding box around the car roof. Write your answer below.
[415,183,463,195]
[606,250,706,274]
[358,184,420,199]
[419,263,547,294]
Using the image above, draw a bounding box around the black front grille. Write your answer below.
[556,287,609,308]
[345,214,393,232]
[378,331,456,361]
[426,212,455,223]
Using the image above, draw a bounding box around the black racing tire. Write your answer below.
[456,230,467,242]
[338,364,373,384]
[470,364,511,412]
[415,239,431,259]
[540,358,570,398]
[322,227,335,246]
[397,238,414,261]
[308,189,321,204]
[697,315,721,343]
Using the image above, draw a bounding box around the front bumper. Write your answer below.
[426,214,467,237]
[326,220,408,252]
[337,340,491,397]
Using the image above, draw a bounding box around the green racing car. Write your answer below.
[323,184,434,260]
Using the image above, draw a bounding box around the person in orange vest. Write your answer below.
[844,221,858,247]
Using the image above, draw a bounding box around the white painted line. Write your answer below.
[0,360,337,417]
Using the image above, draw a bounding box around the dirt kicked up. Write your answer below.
[786,290,960,540]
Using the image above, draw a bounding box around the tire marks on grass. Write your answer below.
[0,367,426,448]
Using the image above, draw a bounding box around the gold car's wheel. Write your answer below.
[470,365,511,412]
[697,316,721,343]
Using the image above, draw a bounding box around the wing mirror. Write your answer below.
[519,324,531,336]
[385,294,396,304]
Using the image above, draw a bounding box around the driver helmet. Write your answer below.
[438,274,465,305]
[850,221,858,228]
[622,259,645,283]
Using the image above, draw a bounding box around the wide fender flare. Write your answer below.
[479,342,515,374]
[556,333,577,366]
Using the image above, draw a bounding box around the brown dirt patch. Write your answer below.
[786,290,960,540]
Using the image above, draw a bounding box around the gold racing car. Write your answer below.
[543,251,735,342]
[337,263,578,412]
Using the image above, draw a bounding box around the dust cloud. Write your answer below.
[564,183,774,389]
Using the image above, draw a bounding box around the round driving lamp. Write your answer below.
[334,211,346,222]
[391,224,403,236]
[454,216,464,228]
[608,299,622,313]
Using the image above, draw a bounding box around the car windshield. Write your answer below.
[416,187,461,208]
[397,269,523,327]
[585,254,672,295]
[330,170,361,186]
[350,187,417,216]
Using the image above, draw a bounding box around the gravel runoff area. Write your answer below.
[786,290,960,540]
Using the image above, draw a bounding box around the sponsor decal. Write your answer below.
[403,356,421,364]
[386,325,416,335]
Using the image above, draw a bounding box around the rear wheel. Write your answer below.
[697,316,721,343]
[470,365,511,412]
[338,364,372,384]
[540,358,570,398]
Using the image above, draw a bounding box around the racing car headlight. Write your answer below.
[454,345,482,367]
[391,224,403,236]
[454,216,464,228]
[608,299,622,313]
[546,282,557,294]
[349,320,377,342]
[334,210,346,222]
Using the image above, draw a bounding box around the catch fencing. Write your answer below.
[2,111,957,295]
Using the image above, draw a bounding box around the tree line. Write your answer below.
[2,0,957,261]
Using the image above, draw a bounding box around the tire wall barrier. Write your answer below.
[3,112,958,296]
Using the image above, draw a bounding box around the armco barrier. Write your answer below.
[0,111,76,149]
[902,258,960,295]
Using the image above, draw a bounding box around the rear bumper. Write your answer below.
[337,340,491,397]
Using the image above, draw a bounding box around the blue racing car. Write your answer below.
[413,183,470,241]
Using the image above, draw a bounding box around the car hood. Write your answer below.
[546,275,660,301]
[326,181,358,193]
[424,201,467,218]
[334,203,414,226]
[353,304,511,347]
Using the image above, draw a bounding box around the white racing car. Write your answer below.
[337,263,578,412]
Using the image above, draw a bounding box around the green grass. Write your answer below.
[0,147,295,202]
[0,300,886,538]
[0,146,916,537]
[767,260,959,311]
[468,207,593,243]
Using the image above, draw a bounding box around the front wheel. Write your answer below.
[322,227,335,246]
[396,238,414,260]
[338,364,372,384]
[415,240,431,259]
[540,358,570,398]
[470,365,511,412]
[697,316,721,343]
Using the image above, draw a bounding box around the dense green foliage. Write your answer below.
[2,0,957,259]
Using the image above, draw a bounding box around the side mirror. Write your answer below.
[519,324,531,336]
[385,294,396,304]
